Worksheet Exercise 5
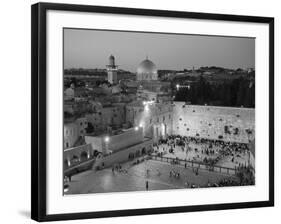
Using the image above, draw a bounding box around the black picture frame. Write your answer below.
[31,2,274,222]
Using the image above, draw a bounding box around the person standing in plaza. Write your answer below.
[146,180,149,190]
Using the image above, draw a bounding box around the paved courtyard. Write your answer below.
[65,159,237,195]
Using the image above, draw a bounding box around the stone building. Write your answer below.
[125,100,173,142]
[64,117,88,149]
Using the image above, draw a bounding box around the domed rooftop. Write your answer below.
[137,57,157,75]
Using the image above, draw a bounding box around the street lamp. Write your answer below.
[103,136,110,155]
[104,136,109,142]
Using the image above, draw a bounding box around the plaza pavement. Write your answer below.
[65,159,237,195]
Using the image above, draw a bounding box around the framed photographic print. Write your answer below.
[31,2,274,222]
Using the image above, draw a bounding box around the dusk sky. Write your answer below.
[64,28,255,72]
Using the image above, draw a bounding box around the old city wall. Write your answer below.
[94,138,153,169]
[106,128,144,152]
[172,102,255,143]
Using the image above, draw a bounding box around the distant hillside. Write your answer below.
[160,66,254,84]
[64,68,135,77]
[174,75,255,108]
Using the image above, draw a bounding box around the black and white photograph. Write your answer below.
[63,28,256,195]
[0,0,278,223]
[29,2,274,222]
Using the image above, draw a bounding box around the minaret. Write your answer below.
[106,55,118,84]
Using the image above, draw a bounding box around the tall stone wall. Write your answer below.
[172,102,255,143]
[94,138,153,169]
[85,127,144,154]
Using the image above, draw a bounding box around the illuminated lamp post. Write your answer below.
[104,136,110,154]
[104,136,109,142]
[144,104,149,112]
[67,158,71,167]
[161,123,166,138]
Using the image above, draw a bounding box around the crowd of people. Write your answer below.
[111,163,128,174]
[207,178,240,187]
[153,134,251,169]
[99,134,254,190]
[169,170,181,178]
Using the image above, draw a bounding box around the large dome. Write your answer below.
[137,58,157,75]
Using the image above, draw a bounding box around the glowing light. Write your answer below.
[139,123,143,128]
[104,136,109,142]
[144,105,149,112]
[64,187,69,193]
[161,123,165,135]
[143,100,154,106]
[135,126,139,131]
[176,84,180,90]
